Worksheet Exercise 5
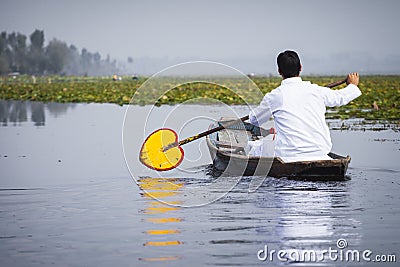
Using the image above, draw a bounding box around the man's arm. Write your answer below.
[249,98,272,126]
[249,89,282,126]
[322,73,362,107]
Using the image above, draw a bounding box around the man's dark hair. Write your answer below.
[277,50,301,78]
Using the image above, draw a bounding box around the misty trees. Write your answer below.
[0,32,29,74]
[45,39,69,74]
[0,32,10,74]
[29,29,46,74]
[0,29,118,76]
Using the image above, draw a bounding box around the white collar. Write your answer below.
[281,77,302,85]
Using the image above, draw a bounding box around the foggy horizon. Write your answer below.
[1,0,400,76]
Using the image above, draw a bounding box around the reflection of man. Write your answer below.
[249,50,361,162]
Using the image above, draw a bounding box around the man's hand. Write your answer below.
[346,72,359,86]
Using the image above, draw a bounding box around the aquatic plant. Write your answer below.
[0,75,399,121]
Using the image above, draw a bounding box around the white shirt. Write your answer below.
[249,77,361,162]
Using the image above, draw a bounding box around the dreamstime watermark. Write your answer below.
[257,238,396,263]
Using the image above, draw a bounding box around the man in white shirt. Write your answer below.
[249,50,361,162]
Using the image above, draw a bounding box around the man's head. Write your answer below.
[277,50,302,78]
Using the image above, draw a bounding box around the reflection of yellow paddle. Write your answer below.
[139,79,347,171]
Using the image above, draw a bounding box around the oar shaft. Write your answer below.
[325,78,347,88]
[178,115,249,146]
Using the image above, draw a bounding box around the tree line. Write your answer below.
[0,29,119,76]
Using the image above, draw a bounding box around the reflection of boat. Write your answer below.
[206,119,351,180]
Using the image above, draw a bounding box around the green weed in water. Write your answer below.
[0,75,399,121]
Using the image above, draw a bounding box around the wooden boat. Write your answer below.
[206,118,351,180]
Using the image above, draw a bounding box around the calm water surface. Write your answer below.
[0,100,399,266]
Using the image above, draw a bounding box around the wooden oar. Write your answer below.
[162,115,250,151]
[139,78,347,171]
[325,78,348,88]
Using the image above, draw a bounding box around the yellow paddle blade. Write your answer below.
[139,128,184,171]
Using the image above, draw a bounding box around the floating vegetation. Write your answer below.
[327,118,399,131]
[0,75,399,122]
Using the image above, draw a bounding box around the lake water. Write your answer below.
[0,100,399,266]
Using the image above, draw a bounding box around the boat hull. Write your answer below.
[206,121,350,180]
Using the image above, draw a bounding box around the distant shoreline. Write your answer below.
[1,75,399,121]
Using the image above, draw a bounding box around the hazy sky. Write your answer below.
[1,0,400,75]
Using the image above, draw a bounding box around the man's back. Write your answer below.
[269,77,332,162]
[249,50,361,162]
[249,76,361,162]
